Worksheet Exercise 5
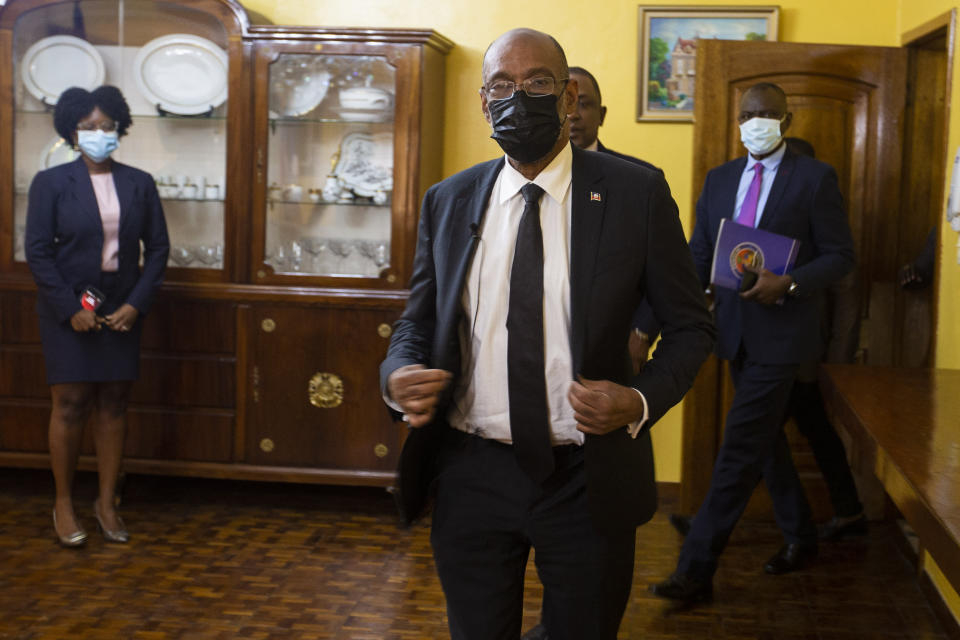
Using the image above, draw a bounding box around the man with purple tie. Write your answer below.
[652,82,855,602]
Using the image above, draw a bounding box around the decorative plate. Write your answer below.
[40,136,79,170]
[269,55,331,118]
[21,35,105,104]
[133,34,228,115]
[332,132,393,198]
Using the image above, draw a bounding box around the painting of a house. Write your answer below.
[638,7,779,121]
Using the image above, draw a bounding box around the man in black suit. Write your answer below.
[380,28,714,640]
[568,65,661,377]
[652,82,855,602]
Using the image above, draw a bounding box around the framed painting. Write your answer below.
[637,5,779,122]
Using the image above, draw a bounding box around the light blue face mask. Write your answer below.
[76,129,119,163]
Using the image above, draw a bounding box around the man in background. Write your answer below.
[671,137,867,541]
[652,83,855,603]
[569,65,661,376]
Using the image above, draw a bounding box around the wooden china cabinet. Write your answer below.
[0,0,452,487]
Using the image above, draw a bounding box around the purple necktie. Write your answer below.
[738,163,764,228]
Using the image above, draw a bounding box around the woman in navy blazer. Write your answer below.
[25,86,169,547]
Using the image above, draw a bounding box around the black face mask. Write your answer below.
[488,90,565,163]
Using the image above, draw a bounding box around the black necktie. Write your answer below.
[507,183,554,483]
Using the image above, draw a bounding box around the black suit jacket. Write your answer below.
[381,144,714,534]
[25,157,169,323]
[688,149,854,363]
[596,140,661,337]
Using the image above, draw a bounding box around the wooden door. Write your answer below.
[681,39,911,517]
[246,303,406,484]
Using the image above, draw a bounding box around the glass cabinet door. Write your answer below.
[8,0,230,277]
[256,49,397,282]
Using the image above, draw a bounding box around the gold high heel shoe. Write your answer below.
[52,509,87,548]
[94,498,129,544]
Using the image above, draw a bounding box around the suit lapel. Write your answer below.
[569,146,606,376]
[68,158,101,229]
[757,149,795,231]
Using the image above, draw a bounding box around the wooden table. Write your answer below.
[820,365,960,594]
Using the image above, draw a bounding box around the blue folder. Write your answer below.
[710,218,800,292]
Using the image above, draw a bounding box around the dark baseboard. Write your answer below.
[657,481,680,510]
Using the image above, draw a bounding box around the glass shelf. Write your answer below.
[267,198,390,207]
[15,108,229,121]
[160,196,226,203]
[269,114,394,126]
[15,189,227,203]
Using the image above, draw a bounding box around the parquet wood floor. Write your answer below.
[0,468,953,639]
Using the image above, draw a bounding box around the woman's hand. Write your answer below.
[103,303,139,332]
[70,309,101,332]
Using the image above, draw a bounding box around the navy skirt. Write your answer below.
[38,271,142,385]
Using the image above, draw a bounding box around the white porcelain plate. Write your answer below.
[332,132,394,197]
[133,34,228,115]
[269,55,332,118]
[40,135,80,171]
[21,35,105,104]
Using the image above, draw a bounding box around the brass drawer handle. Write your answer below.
[260,438,274,453]
[374,444,388,458]
[261,318,276,332]
[377,323,392,338]
[309,372,344,408]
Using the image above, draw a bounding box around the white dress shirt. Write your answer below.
[733,142,786,226]
[447,144,648,445]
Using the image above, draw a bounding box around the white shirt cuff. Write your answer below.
[627,388,650,438]
[382,392,409,421]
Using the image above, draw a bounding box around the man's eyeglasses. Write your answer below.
[482,76,567,101]
[77,121,118,132]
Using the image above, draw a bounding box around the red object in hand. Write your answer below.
[80,286,104,312]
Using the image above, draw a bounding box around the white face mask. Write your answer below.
[739,116,784,156]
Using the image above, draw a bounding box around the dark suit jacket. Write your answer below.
[688,148,854,364]
[380,144,715,534]
[596,140,661,176]
[25,157,169,323]
[596,140,661,337]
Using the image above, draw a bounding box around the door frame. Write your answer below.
[900,9,956,366]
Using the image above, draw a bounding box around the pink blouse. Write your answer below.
[90,172,120,272]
